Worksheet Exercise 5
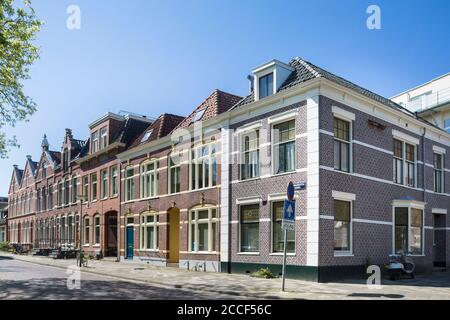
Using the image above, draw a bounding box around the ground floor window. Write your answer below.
[140,213,159,250]
[189,207,217,252]
[334,200,352,252]
[394,206,423,255]
[94,216,100,245]
[272,201,295,253]
[240,204,259,252]
[84,217,90,245]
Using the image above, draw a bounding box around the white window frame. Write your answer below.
[393,138,417,188]
[140,212,159,251]
[125,167,134,201]
[91,173,98,201]
[433,152,445,194]
[100,169,108,199]
[84,216,90,246]
[140,160,159,199]
[238,202,260,254]
[333,115,353,173]
[392,200,425,256]
[168,153,181,194]
[270,200,295,254]
[239,129,260,180]
[111,166,119,197]
[188,206,217,253]
[189,143,217,190]
[332,191,355,257]
[100,127,107,149]
[93,215,101,246]
[91,131,99,153]
[271,118,296,175]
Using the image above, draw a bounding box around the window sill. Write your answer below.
[237,252,260,255]
[140,196,160,201]
[334,251,353,257]
[139,249,159,252]
[93,244,100,248]
[188,251,218,255]
[269,171,297,178]
[83,244,90,247]
[189,185,219,192]
[238,177,261,183]
[269,253,296,256]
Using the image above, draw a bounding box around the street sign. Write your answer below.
[282,199,295,231]
[287,181,295,200]
[293,182,306,191]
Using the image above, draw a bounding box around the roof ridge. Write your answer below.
[294,57,321,78]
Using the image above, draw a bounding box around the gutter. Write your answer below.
[75,141,125,164]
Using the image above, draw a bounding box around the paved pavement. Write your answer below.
[1,253,450,299]
[0,256,250,300]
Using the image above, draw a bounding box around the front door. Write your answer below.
[106,214,118,257]
[126,226,134,259]
[168,208,180,263]
[433,214,446,267]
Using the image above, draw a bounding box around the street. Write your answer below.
[0,256,249,300]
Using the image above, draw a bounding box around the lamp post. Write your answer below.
[77,195,85,267]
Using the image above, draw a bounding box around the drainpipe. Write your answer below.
[422,128,426,203]
[117,163,121,262]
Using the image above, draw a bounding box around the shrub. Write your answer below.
[251,267,276,279]
[0,242,11,252]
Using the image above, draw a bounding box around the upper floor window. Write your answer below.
[48,185,53,209]
[82,176,89,202]
[57,182,63,207]
[190,143,217,190]
[125,168,135,201]
[259,73,274,99]
[62,149,69,173]
[71,178,77,203]
[334,118,351,172]
[42,163,47,179]
[101,169,108,199]
[141,160,159,198]
[241,130,260,180]
[36,189,41,212]
[42,188,47,211]
[273,120,295,174]
[141,130,153,143]
[100,127,107,149]
[434,153,444,193]
[91,131,99,153]
[444,118,450,133]
[111,167,118,197]
[169,155,180,194]
[91,173,98,201]
[393,139,416,187]
[193,108,206,122]
[64,180,70,205]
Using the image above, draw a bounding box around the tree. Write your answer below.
[0,0,42,158]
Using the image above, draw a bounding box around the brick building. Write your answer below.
[0,197,8,243]
[6,57,450,281]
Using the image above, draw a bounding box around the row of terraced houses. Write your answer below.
[6,58,450,281]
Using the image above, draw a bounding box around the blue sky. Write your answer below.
[1,0,449,195]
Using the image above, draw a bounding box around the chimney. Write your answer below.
[247,74,254,93]
[41,134,49,151]
[26,155,32,160]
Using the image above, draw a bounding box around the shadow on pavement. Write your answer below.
[0,277,243,300]
[347,293,404,299]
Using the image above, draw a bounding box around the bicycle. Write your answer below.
[76,251,88,268]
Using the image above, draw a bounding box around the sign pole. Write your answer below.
[281,228,288,292]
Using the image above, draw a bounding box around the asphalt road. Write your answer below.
[0,256,246,300]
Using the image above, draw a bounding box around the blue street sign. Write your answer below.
[282,200,295,231]
[287,181,295,200]
[293,182,306,191]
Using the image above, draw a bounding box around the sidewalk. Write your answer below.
[2,252,450,299]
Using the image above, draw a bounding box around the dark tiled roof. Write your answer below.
[49,151,61,165]
[230,57,431,126]
[111,116,153,148]
[14,167,23,186]
[130,113,185,148]
[173,90,242,131]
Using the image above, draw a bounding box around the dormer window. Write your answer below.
[259,73,274,99]
[91,131,99,153]
[141,129,153,143]
[100,127,107,149]
[193,108,206,122]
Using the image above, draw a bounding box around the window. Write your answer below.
[68,215,74,244]
[189,207,217,252]
[334,118,351,172]
[36,189,41,212]
[125,168,135,201]
[71,178,77,203]
[42,162,47,179]
[91,173,97,201]
[169,155,180,194]
[141,161,159,198]
[58,182,63,207]
[334,200,351,252]
[111,167,118,196]
[241,130,260,180]
[82,176,89,202]
[94,216,100,245]
[91,131,99,153]
[393,139,416,187]
[64,180,70,205]
[61,216,66,242]
[62,149,69,173]
[434,153,444,193]
[140,213,159,250]
[273,120,295,174]
[394,206,423,255]
[42,188,47,211]
[84,217,90,245]
[193,109,206,122]
[393,139,403,184]
[240,204,259,252]
[141,130,153,143]
[48,185,53,209]
[444,118,450,133]
[101,169,108,199]
[190,144,217,190]
[272,201,295,253]
[259,73,274,99]
[100,127,107,149]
